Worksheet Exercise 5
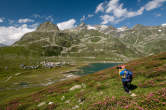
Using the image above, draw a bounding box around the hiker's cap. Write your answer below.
[121,65,126,69]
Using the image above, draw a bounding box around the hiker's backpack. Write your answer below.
[125,70,133,82]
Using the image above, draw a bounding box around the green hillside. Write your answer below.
[116,25,166,55]
[12,22,166,62]
[1,52,166,110]
[1,22,166,110]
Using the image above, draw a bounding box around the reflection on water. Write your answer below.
[73,63,121,75]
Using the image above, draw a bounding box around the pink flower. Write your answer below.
[137,106,144,110]
[162,102,166,105]
[112,96,115,100]
[124,105,129,109]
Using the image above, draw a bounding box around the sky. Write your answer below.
[0,0,166,45]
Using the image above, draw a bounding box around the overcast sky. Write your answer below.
[0,0,166,45]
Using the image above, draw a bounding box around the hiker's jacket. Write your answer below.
[119,69,132,82]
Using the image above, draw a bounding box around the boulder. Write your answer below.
[72,105,79,109]
[70,85,82,91]
[37,102,46,107]
[61,96,65,101]
[48,102,54,105]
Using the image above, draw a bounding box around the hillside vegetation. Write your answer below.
[13,22,166,62]
[1,22,166,110]
[1,52,166,110]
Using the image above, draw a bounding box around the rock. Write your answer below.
[70,85,82,91]
[36,22,59,32]
[5,76,12,82]
[81,83,86,88]
[99,91,103,95]
[131,93,136,97]
[78,97,85,103]
[37,102,46,107]
[79,102,84,105]
[158,29,162,32]
[48,102,54,105]
[41,81,54,86]
[66,74,75,78]
[61,96,65,101]
[15,73,22,76]
[5,66,8,70]
[72,105,79,109]
[64,74,79,79]
[65,100,70,104]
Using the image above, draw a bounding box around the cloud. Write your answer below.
[88,14,94,18]
[8,19,15,25]
[80,14,94,21]
[95,3,104,13]
[18,18,34,23]
[155,13,162,17]
[0,18,4,23]
[105,0,144,18]
[80,16,86,21]
[105,0,119,13]
[32,14,54,22]
[0,24,36,45]
[57,19,76,30]
[45,16,54,22]
[144,0,166,11]
[29,23,40,28]
[101,15,115,24]
[33,14,42,18]
[96,0,166,24]
[137,0,141,2]
[99,0,144,24]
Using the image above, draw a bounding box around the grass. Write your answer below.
[0,52,166,109]
[0,63,88,104]
[0,87,44,105]
[0,47,90,106]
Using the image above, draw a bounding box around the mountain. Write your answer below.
[117,26,129,32]
[116,24,166,55]
[12,22,166,61]
[74,22,88,31]
[1,52,166,109]
[1,22,166,109]
[36,21,59,32]
[0,43,6,47]
[161,23,166,27]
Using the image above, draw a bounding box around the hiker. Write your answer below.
[117,65,133,93]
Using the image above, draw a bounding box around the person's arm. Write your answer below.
[120,70,124,76]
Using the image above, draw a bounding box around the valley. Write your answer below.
[0,22,166,109]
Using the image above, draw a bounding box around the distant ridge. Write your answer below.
[11,21,166,61]
[0,43,6,47]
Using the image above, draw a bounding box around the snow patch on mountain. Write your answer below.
[161,24,166,27]
[117,26,128,32]
[87,25,97,30]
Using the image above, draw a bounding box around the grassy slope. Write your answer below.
[0,46,90,105]
[0,46,43,77]
[1,52,166,110]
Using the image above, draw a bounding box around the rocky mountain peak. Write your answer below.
[36,22,59,32]
[161,24,166,27]
[79,22,86,27]
[132,24,145,30]
[75,22,87,31]
[117,26,128,32]
[108,26,117,30]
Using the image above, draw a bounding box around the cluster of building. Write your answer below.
[19,61,71,70]
[20,64,39,70]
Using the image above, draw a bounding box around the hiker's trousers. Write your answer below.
[122,81,130,93]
